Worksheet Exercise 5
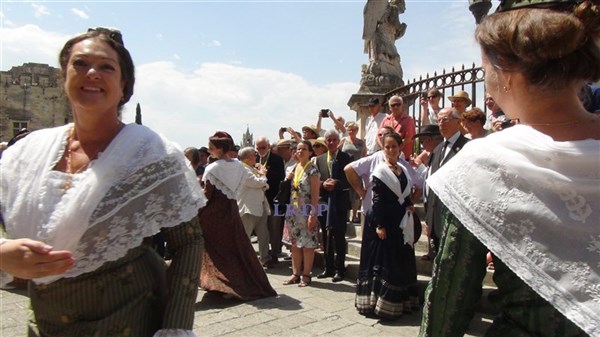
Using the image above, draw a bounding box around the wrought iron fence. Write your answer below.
[384,63,486,126]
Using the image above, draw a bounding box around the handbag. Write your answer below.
[274,179,292,207]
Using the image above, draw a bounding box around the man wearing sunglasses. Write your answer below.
[380,95,416,160]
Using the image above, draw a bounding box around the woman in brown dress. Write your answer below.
[198,131,277,300]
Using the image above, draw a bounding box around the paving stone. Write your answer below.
[1,242,492,336]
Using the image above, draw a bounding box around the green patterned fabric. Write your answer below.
[419,209,588,337]
[27,218,203,337]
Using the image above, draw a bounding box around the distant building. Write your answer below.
[240,125,254,148]
[0,63,71,142]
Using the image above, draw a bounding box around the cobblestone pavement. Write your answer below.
[1,255,492,337]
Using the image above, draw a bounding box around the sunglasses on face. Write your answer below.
[88,27,124,45]
[390,103,402,108]
[439,116,458,122]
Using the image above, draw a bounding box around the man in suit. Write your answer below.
[255,137,286,265]
[315,130,352,282]
[425,107,469,259]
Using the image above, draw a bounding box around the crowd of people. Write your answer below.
[1,0,599,335]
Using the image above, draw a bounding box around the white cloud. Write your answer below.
[0,25,69,69]
[1,24,357,148]
[32,4,50,18]
[126,62,358,148]
[71,8,89,20]
[202,40,221,47]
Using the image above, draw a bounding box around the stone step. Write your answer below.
[310,207,498,315]
[312,245,498,315]
[344,222,496,287]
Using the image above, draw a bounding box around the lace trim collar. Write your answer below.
[1,124,206,284]
[203,159,246,200]
[427,125,600,336]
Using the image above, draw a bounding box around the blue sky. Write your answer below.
[1,0,484,148]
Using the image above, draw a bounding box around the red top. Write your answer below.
[380,113,416,159]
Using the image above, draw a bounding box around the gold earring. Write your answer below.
[503,85,510,93]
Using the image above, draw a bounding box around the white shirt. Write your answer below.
[349,151,423,212]
[365,112,386,155]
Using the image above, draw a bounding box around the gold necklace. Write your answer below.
[63,128,87,191]
[62,127,112,192]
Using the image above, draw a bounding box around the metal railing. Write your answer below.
[384,63,485,126]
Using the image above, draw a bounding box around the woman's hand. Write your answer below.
[285,170,294,180]
[376,227,386,240]
[357,187,367,201]
[308,214,318,233]
[420,96,428,109]
[0,239,74,279]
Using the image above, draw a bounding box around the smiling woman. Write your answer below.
[0,28,207,337]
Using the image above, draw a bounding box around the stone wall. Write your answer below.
[0,63,71,142]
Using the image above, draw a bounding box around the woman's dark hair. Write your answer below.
[300,140,315,158]
[59,27,135,107]
[382,132,404,147]
[427,87,443,98]
[209,131,234,153]
[462,107,487,125]
[476,1,600,90]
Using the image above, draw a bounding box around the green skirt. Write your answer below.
[28,245,166,337]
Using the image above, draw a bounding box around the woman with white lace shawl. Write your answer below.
[0,28,206,337]
[197,131,276,300]
[355,132,419,319]
[419,1,600,336]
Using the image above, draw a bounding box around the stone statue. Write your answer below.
[360,0,406,93]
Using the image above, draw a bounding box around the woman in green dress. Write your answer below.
[0,28,206,337]
[419,1,600,336]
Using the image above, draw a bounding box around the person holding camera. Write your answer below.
[419,88,443,126]
[316,109,346,138]
[483,92,508,132]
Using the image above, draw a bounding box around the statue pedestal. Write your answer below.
[347,92,385,139]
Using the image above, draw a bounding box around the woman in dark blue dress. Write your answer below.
[355,132,419,319]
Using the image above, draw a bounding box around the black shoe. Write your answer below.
[316,271,334,279]
[261,260,276,269]
[332,272,345,282]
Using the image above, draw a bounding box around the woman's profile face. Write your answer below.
[208,141,224,159]
[383,136,401,162]
[64,38,124,113]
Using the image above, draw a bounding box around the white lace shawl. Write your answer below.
[427,125,600,336]
[202,159,246,200]
[371,162,415,247]
[0,124,207,285]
